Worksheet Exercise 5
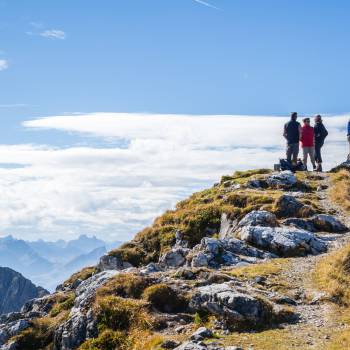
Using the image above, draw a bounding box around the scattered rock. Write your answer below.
[190,327,213,341]
[266,171,297,189]
[98,254,132,271]
[191,252,210,268]
[162,340,182,349]
[160,248,190,268]
[311,214,347,233]
[174,342,207,350]
[140,262,162,275]
[246,179,268,189]
[274,195,314,218]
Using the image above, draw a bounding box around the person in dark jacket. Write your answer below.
[283,112,301,165]
[314,115,328,172]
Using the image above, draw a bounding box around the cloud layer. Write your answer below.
[0,59,8,71]
[0,113,348,242]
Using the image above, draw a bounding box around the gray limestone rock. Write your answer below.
[236,225,327,257]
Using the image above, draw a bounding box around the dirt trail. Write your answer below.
[278,173,350,349]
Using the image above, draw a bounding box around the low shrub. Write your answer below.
[97,273,151,299]
[96,296,152,332]
[142,284,188,313]
[50,292,75,317]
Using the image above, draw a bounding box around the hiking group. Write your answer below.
[283,112,330,172]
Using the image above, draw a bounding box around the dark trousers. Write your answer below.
[315,142,323,164]
[286,143,299,164]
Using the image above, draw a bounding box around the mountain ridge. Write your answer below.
[0,267,48,315]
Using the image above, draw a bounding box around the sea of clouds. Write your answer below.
[0,113,348,241]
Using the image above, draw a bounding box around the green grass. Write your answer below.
[109,170,284,267]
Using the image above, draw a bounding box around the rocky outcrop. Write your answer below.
[236,226,327,257]
[0,293,53,348]
[0,267,48,316]
[54,270,118,350]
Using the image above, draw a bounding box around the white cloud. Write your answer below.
[0,113,346,242]
[0,59,8,71]
[39,30,66,40]
[192,0,220,10]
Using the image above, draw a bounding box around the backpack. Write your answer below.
[279,159,293,171]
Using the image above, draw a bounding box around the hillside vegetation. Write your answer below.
[1,166,350,350]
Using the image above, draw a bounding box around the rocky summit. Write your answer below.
[1,168,350,350]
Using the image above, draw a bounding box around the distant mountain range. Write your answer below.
[0,267,48,315]
[0,235,122,291]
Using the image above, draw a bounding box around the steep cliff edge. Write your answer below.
[1,167,350,350]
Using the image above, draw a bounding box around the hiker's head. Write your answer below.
[291,112,298,121]
[303,118,311,125]
[315,114,322,123]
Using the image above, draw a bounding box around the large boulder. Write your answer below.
[274,195,314,218]
[311,214,347,233]
[238,210,278,228]
[266,171,297,189]
[236,226,327,257]
[190,283,274,330]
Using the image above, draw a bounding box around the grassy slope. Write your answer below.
[109,169,324,267]
[9,168,340,350]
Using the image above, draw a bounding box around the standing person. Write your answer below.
[300,117,316,170]
[314,115,328,172]
[347,119,350,161]
[284,112,301,166]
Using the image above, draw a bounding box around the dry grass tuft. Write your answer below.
[329,170,350,214]
[314,243,350,305]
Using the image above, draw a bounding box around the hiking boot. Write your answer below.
[316,163,323,172]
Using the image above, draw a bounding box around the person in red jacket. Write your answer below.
[300,118,316,170]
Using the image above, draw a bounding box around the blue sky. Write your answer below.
[0,1,349,241]
[2,0,350,121]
